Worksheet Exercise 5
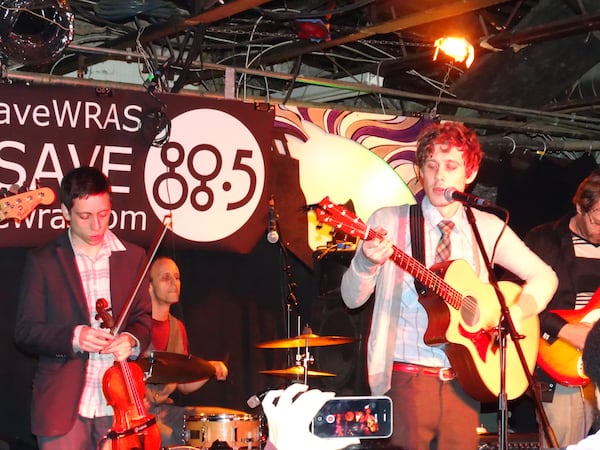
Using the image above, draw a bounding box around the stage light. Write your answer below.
[0,0,74,64]
[295,18,330,43]
[433,37,474,68]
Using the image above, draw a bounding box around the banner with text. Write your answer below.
[0,84,275,253]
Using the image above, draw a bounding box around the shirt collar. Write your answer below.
[421,196,465,229]
[68,228,126,258]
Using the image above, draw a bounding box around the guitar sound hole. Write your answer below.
[460,296,479,328]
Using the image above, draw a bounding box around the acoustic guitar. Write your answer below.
[0,187,55,222]
[315,197,539,403]
[536,288,600,387]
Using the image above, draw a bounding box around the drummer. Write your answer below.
[144,256,229,446]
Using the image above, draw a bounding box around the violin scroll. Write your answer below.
[95,298,115,330]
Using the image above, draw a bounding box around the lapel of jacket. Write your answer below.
[55,233,90,323]
[109,244,144,331]
[109,248,127,321]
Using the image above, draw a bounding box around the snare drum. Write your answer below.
[184,412,261,449]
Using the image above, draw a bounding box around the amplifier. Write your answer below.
[479,432,540,449]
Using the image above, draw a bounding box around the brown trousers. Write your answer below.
[385,369,480,450]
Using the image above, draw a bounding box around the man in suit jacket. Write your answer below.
[14,166,152,450]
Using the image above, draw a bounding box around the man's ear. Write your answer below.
[466,168,479,185]
[61,204,70,221]
[414,165,424,187]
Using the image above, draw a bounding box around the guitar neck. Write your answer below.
[367,227,462,311]
[316,197,463,311]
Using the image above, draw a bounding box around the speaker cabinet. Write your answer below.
[478,433,540,449]
[310,249,373,395]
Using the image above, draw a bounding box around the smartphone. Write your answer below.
[311,396,393,439]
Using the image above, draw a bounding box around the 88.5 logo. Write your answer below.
[144,108,266,242]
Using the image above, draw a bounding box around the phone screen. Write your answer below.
[311,396,393,439]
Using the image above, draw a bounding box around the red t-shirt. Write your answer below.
[151,317,189,353]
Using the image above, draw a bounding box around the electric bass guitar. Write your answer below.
[536,288,600,387]
[315,197,539,402]
[0,187,55,222]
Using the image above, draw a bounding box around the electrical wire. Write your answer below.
[241,14,265,100]
[253,0,375,21]
[93,0,187,22]
[0,3,72,32]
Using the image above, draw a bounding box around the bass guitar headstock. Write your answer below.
[0,186,55,222]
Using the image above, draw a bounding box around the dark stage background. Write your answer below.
[0,153,598,449]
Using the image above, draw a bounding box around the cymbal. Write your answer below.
[137,351,216,384]
[259,366,336,377]
[256,333,355,349]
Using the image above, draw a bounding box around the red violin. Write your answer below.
[96,298,161,450]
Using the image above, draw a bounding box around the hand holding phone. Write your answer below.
[262,384,360,450]
[311,396,393,439]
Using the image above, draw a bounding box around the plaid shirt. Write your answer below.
[70,229,126,418]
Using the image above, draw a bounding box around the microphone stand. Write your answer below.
[463,205,558,450]
[272,214,308,381]
[277,238,301,360]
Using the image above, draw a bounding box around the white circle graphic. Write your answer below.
[144,108,265,242]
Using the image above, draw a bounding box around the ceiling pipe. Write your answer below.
[252,0,509,68]
[6,49,600,141]
[482,11,600,50]
[6,69,600,161]
[45,0,272,76]
[41,44,600,133]
[479,135,600,154]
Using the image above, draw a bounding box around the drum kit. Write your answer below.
[142,332,354,450]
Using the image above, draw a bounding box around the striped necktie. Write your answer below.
[435,220,454,263]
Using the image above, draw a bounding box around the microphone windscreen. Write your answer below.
[247,394,262,409]
[443,187,456,202]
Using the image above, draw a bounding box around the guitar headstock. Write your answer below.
[0,187,56,222]
[315,196,369,240]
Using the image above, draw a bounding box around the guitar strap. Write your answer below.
[409,203,428,296]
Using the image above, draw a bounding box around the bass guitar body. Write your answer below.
[537,290,600,386]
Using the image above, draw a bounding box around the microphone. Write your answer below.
[247,389,270,409]
[444,187,496,208]
[247,384,288,408]
[267,195,279,244]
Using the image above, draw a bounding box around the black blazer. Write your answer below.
[14,232,152,437]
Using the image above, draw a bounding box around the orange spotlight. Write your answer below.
[433,37,474,68]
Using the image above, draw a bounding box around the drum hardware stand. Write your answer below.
[464,205,558,450]
[294,343,315,385]
[143,353,156,381]
[261,199,352,386]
